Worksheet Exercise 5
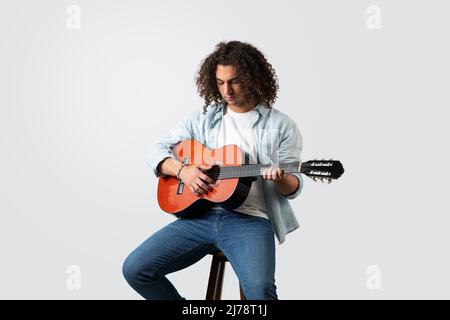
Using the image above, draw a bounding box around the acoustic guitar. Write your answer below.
[157,139,344,217]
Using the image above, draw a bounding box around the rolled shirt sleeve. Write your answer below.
[277,118,303,200]
[146,113,194,178]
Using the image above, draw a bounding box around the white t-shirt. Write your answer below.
[215,105,269,219]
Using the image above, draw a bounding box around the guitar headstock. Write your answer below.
[300,159,344,183]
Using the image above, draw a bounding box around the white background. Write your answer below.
[0,0,449,299]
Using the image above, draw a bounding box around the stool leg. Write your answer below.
[206,255,226,300]
[239,284,246,300]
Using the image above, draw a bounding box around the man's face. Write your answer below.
[215,64,245,107]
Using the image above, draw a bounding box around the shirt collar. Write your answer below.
[254,103,270,116]
[214,101,269,119]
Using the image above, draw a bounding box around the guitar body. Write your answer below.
[157,139,254,217]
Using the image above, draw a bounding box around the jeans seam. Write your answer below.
[212,210,221,242]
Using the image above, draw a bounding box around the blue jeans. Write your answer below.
[122,208,277,300]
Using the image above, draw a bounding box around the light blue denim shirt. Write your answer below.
[147,102,303,244]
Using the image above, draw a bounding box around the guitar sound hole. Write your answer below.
[205,165,220,182]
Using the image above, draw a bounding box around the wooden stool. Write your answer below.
[206,251,246,300]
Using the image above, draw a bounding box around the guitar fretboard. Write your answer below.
[207,161,301,180]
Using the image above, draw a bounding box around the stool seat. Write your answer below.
[206,251,245,300]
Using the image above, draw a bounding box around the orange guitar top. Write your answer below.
[157,139,243,214]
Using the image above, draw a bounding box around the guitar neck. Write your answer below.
[214,161,301,180]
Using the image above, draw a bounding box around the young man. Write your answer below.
[123,41,304,300]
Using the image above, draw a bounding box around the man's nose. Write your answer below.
[224,83,233,95]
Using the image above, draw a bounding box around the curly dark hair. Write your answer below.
[195,41,279,114]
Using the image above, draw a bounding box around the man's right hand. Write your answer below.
[179,164,215,197]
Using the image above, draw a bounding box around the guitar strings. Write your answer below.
[203,162,301,179]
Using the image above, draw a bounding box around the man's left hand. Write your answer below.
[262,167,284,181]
